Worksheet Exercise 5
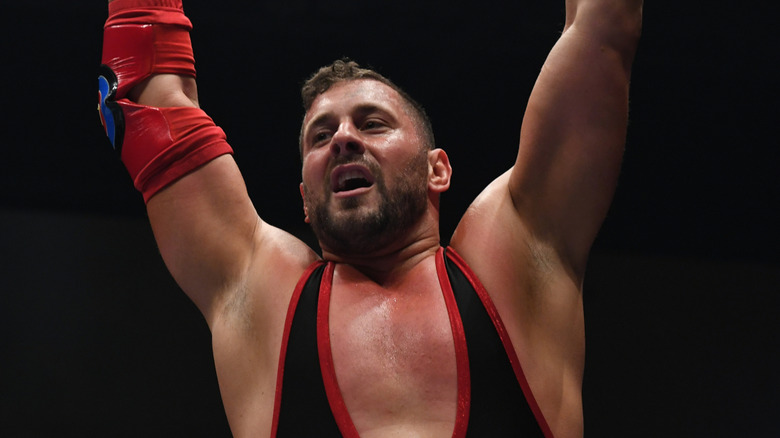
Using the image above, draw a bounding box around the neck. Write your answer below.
[320,213,441,286]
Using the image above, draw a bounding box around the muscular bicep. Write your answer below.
[148,155,319,327]
[146,156,258,317]
[146,155,307,325]
[509,18,637,274]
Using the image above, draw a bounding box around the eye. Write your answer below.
[311,131,332,146]
[361,119,386,131]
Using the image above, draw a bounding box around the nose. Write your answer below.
[330,123,365,157]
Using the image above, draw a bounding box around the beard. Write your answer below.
[304,151,429,256]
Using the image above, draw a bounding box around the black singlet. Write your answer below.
[271,247,553,437]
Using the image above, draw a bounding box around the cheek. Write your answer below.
[301,155,325,185]
[374,134,416,167]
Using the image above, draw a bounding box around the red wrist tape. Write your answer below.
[106,0,191,27]
[116,99,233,202]
[98,0,232,201]
[102,0,195,99]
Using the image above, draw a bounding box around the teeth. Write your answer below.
[338,170,367,189]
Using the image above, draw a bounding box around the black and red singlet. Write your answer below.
[271,247,553,438]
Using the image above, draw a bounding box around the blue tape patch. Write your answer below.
[97,65,124,153]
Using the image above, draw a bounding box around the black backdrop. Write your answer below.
[1,1,777,436]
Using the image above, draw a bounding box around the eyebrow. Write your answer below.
[304,113,335,137]
[353,103,395,120]
[305,103,397,138]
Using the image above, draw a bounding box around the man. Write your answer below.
[98,0,642,436]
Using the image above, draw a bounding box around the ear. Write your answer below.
[299,182,311,224]
[427,148,452,194]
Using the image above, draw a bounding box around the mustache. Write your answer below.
[328,155,380,176]
[332,154,373,167]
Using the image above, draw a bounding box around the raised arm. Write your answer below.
[509,0,643,275]
[100,0,316,325]
[447,4,642,435]
[452,0,642,280]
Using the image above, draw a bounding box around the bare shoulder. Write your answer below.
[449,170,585,343]
[209,222,320,435]
[448,169,585,356]
[450,171,567,305]
[216,220,320,340]
[449,171,586,436]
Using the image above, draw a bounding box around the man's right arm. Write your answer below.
[103,1,318,325]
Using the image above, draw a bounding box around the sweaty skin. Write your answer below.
[112,0,643,436]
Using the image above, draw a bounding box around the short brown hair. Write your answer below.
[300,59,435,153]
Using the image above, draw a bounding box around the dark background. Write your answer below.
[2,1,777,436]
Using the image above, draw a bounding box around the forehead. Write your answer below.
[303,79,407,126]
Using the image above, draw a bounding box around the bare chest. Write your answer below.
[325,266,459,435]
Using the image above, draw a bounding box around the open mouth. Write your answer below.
[332,165,375,193]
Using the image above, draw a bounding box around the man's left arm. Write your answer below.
[509,0,643,278]
[448,5,642,435]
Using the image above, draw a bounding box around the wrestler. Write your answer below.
[98,0,643,436]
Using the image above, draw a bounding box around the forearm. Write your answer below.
[105,0,198,108]
[129,74,199,108]
[99,0,230,201]
[564,0,643,69]
[508,0,643,271]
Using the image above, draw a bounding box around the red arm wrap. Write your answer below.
[118,100,233,202]
[102,0,195,99]
[100,0,233,202]
[106,0,192,27]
